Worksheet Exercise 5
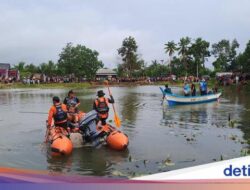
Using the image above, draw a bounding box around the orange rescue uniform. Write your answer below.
[48,103,68,127]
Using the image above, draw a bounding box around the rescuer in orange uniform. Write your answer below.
[93,90,114,126]
[48,96,68,129]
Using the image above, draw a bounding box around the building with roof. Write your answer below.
[8,70,20,81]
[0,63,11,80]
[0,63,20,81]
[96,68,117,81]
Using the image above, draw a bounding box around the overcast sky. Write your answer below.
[0,0,250,68]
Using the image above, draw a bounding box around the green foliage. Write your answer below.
[24,63,38,73]
[190,38,210,68]
[145,60,170,77]
[118,36,142,77]
[38,60,57,76]
[178,37,191,70]
[236,40,250,72]
[164,41,178,73]
[211,39,239,72]
[12,43,103,80]
[162,37,211,77]
[11,37,250,81]
[14,62,29,78]
[58,43,103,79]
[14,62,25,71]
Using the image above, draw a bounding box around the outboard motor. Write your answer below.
[78,110,129,150]
[79,110,98,126]
[79,110,103,143]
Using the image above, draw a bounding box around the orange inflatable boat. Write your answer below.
[78,110,129,151]
[46,125,73,156]
[45,110,129,156]
[96,123,129,151]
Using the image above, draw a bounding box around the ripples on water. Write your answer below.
[0,86,249,178]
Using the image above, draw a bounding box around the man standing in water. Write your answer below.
[48,96,68,129]
[93,90,114,126]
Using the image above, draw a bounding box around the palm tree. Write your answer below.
[164,41,177,74]
[178,37,191,75]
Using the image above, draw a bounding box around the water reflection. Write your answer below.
[119,88,140,126]
[47,147,129,176]
[0,86,249,177]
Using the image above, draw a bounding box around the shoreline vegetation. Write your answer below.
[6,37,250,87]
[0,79,234,90]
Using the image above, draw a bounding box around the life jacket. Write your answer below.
[54,104,68,124]
[184,84,190,93]
[200,82,206,91]
[95,97,109,113]
[65,97,78,106]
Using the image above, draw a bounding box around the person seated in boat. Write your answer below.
[63,90,80,110]
[48,96,68,130]
[164,84,172,94]
[93,90,114,126]
[67,103,85,132]
[199,79,207,96]
[191,82,196,96]
[183,82,191,96]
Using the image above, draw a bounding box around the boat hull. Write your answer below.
[160,87,221,106]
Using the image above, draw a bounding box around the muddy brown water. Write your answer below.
[0,85,249,178]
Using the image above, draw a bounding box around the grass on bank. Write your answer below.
[0,82,92,89]
[0,79,247,90]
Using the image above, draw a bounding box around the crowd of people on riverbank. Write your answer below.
[216,73,249,86]
[1,72,249,88]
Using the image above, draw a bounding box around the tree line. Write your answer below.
[117,36,250,78]
[14,37,250,80]
[14,42,103,80]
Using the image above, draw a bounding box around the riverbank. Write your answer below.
[0,79,243,90]
[0,82,92,89]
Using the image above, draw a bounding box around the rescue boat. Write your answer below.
[46,110,129,156]
[77,110,129,151]
[46,125,73,156]
[160,87,222,106]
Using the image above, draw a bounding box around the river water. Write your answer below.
[0,85,249,178]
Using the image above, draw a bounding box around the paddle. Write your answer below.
[104,81,121,128]
[159,87,166,105]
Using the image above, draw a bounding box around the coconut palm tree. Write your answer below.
[164,41,177,74]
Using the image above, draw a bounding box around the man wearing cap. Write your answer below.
[93,90,114,126]
[48,96,68,129]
